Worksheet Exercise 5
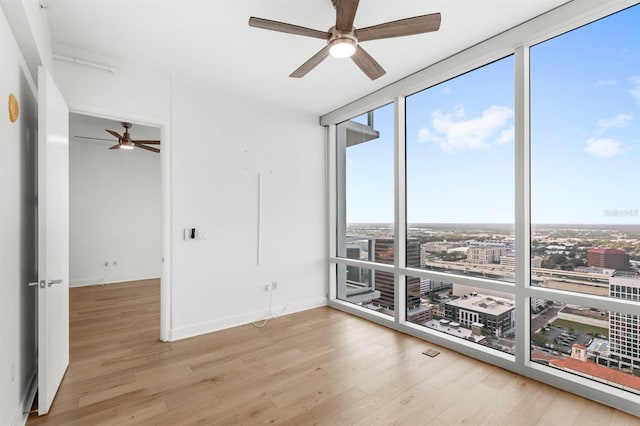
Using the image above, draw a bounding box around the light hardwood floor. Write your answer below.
[28,279,639,425]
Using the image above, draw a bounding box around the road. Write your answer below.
[531,306,561,333]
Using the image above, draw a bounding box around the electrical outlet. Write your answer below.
[112,260,118,267]
[271,281,278,290]
[264,283,271,291]
[104,261,109,267]
[10,362,15,382]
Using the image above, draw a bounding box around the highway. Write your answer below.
[423,260,610,296]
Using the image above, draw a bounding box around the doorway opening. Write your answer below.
[68,112,163,330]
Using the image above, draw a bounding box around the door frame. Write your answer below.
[67,105,171,341]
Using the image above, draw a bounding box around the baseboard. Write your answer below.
[12,370,37,426]
[169,297,328,341]
[70,273,161,287]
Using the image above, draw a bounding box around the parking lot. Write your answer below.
[536,323,593,354]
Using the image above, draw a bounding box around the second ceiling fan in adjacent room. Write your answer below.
[75,122,161,153]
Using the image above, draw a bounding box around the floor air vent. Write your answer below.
[422,348,440,357]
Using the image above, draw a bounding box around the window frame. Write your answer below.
[325,0,640,416]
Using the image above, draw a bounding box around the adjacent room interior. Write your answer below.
[1,0,639,424]
[69,113,161,289]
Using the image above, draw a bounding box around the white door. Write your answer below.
[37,66,70,415]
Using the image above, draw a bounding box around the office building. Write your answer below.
[373,239,421,311]
[588,248,629,270]
[500,253,542,269]
[444,293,515,337]
[467,246,504,264]
[609,276,640,372]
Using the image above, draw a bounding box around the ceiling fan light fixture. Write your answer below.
[249,3,441,80]
[120,141,135,150]
[329,37,356,58]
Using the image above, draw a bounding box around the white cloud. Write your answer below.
[442,86,452,95]
[594,80,618,87]
[584,137,622,158]
[418,105,514,151]
[585,114,631,157]
[630,76,640,102]
[597,114,633,132]
[496,127,514,145]
[418,128,434,142]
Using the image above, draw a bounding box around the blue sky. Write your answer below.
[345,4,639,225]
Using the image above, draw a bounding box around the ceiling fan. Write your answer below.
[75,122,160,153]
[248,0,441,80]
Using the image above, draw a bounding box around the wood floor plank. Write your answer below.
[27,279,640,425]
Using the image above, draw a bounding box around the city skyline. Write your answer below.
[339,221,640,387]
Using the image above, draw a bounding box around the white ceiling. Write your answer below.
[45,0,570,116]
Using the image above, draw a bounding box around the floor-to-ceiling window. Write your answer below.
[328,1,640,416]
[529,5,640,393]
[405,56,516,353]
[336,105,394,316]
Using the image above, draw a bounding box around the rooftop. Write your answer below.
[446,294,515,316]
[610,275,640,288]
[560,306,607,321]
[424,319,485,343]
[587,338,610,355]
[589,248,626,255]
[550,358,640,394]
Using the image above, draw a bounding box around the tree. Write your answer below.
[531,333,548,347]
[542,253,567,269]
[442,252,467,262]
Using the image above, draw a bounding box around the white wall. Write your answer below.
[0,0,53,81]
[52,60,171,124]
[69,114,161,286]
[54,61,327,340]
[169,78,327,338]
[0,6,38,425]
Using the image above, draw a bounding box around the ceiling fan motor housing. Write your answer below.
[328,26,357,58]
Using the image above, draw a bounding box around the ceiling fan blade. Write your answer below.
[132,140,161,145]
[351,45,386,80]
[105,129,123,140]
[355,13,441,42]
[109,144,120,150]
[334,0,359,32]
[74,135,117,142]
[135,143,160,153]
[290,45,331,78]
[249,17,330,40]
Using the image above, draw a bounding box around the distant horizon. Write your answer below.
[349,222,639,227]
